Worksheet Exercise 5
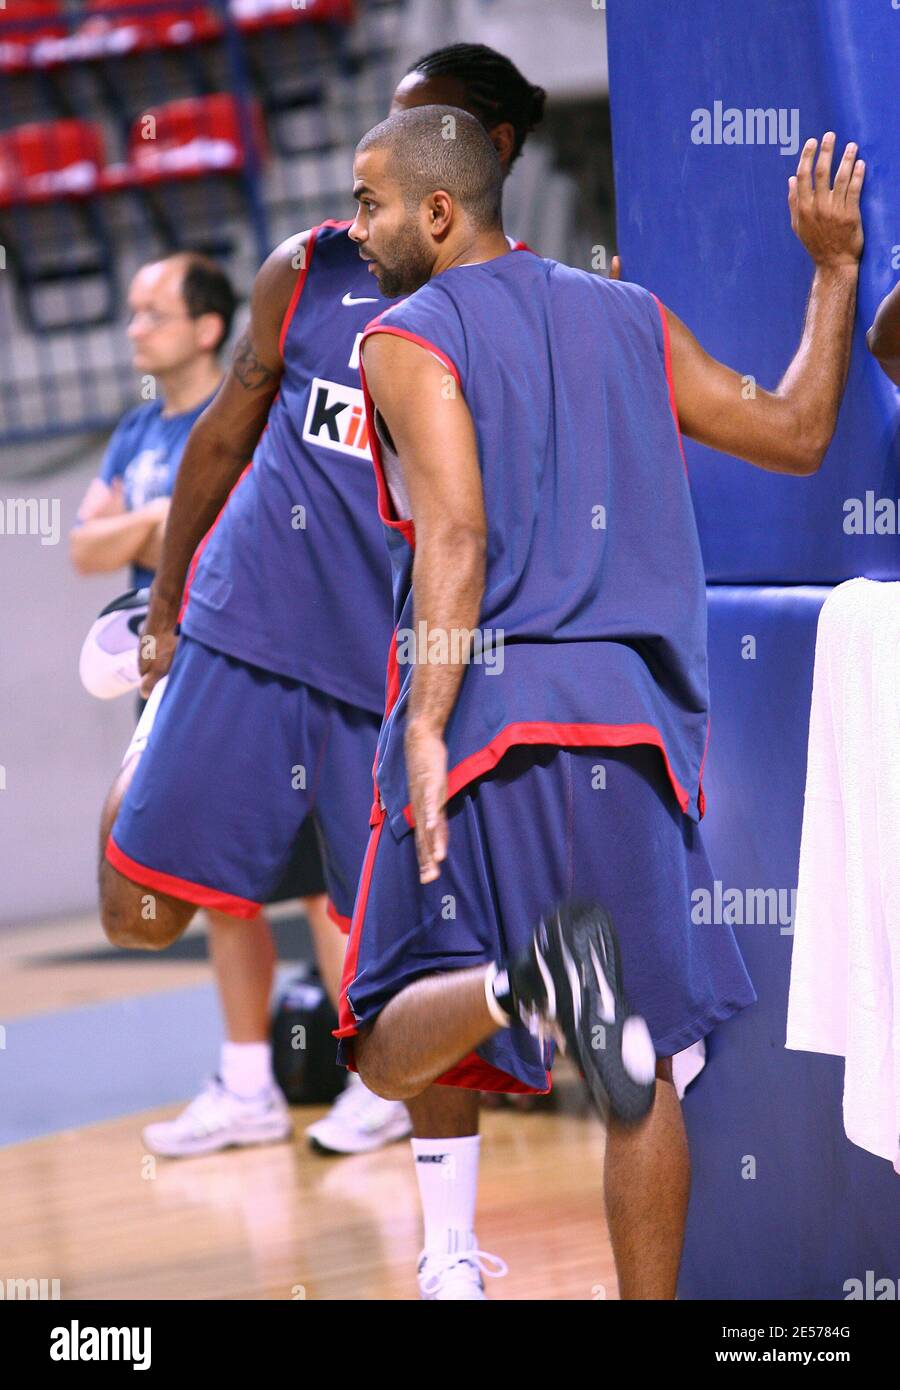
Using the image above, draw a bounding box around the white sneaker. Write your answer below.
[418,1248,509,1300]
[305,1072,412,1155]
[142,1077,292,1158]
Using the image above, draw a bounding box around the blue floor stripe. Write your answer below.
[0,978,295,1148]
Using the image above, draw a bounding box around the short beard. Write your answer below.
[375,220,434,298]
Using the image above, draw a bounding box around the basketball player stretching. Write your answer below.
[339,111,864,1298]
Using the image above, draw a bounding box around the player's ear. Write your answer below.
[196,312,224,354]
[428,190,454,238]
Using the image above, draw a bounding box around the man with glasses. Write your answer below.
[70,252,234,589]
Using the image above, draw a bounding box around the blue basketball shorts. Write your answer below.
[337,742,757,1092]
[106,634,381,929]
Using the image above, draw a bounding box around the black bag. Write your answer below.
[271,963,345,1105]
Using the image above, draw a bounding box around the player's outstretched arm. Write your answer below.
[139,231,310,695]
[866,282,900,385]
[664,134,864,476]
[362,331,487,884]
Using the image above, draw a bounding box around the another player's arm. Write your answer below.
[866,282,900,385]
[362,331,487,883]
[664,134,864,476]
[139,231,311,694]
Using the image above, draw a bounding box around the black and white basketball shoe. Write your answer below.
[508,902,657,1125]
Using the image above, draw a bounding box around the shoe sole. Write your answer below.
[552,905,657,1126]
[306,1120,413,1157]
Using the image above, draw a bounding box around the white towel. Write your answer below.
[786,577,900,1174]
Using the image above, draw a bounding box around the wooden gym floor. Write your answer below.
[0,910,618,1301]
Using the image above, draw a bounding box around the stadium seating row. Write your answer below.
[0,96,266,207]
[0,0,353,73]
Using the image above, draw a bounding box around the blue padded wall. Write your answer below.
[678,588,900,1300]
[607,0,900,583]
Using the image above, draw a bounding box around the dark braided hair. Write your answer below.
[406,42,546,167]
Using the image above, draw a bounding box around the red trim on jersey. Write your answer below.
[385,625,401,713]
[432,1052,551,1095]
[326,898,352,935]
[697,716,711,818]
[398,720,705,826]
[650,292,688,478]
[277,221,328,357]
[357,321,461,541]
[361,323,461,383]
[357,351,415,542]
[178,461,252,624]
[180,223,346,622]
[105,835,261,919]
[342,1043,550,1095]
[334,812,386,1037]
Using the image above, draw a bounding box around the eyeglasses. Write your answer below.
[127,308,193,330]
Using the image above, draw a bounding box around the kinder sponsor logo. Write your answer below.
[50,1320,151,1369]
[303,378,370,458]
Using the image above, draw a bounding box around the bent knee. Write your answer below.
[352,1028,416,1102]
[99,861,192,950]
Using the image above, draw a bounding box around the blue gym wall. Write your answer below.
[608,0,900,1298]
[609,0,900,584]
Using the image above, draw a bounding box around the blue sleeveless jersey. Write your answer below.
[360,252,710,832]
[181,221,394,714]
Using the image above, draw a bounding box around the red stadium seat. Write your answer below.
[0,0,66,73]
[229,0,354,32]
[79,0,222,50]
[102,93,267,188]
[0,118,105,207]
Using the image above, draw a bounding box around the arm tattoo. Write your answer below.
[233,332,278,390]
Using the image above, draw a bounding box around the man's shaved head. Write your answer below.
[357,104,504,231]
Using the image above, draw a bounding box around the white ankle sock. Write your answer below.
[411,1134,481,1255]
[220,1041,273,1099]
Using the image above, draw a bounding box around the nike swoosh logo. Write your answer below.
[342,292,379,306]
